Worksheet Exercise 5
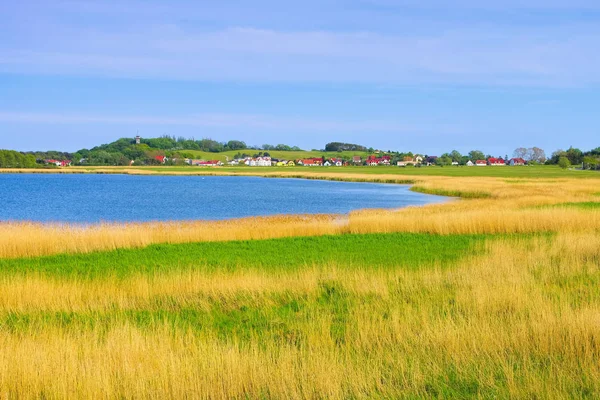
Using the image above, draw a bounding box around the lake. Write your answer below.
[0,174,447,223]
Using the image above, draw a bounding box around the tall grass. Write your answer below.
[0,232,599,398]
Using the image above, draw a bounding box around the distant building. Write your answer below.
[476,160,487,166]
[488,157,506,166]
[45,159,71,167]
[509,158,526,166]
[135,136,141,145]
[466,160,474,167]
[398,156,423,167]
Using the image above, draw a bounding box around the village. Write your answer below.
[148,154,528,168]
[43,154,529,168]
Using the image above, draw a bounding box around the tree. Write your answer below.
[4,152,15,168]
[449,150,462,162]
[550,149,566,164]
[565,147,583,165]
[468,150,485,161]
[528,147,546,163]
[437,155,452,166]
[558,156,571,169]
[513,147,527,159]
[583,156,599,170]
[325,142,367,152]
[227,140,247,150]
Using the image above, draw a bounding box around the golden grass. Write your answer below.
[1,233,599,398]
[1,174,599,258]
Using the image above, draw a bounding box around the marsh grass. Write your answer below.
[2,172,600,397]
[0,232,599,398]
[0,233,485,279]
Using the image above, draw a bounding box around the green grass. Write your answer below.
[114,164,600,178]
[410,186,492,199]
[0,233,488,279]
[539,202,600,210]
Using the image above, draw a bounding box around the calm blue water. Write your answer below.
[0,174,447,223]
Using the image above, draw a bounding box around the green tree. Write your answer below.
[449,150,462,162]
[558,156,571,169]
[565,147,583,165]
[583,156,599,170]
[226,140,247,150]
[468,150,485,161]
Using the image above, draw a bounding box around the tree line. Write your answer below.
[0,150,37,168]
[2,137,599,169]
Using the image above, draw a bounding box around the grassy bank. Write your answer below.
[0,232,599,398]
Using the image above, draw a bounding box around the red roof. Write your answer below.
[476,160,487,164]
[155,156,166,162]
[488,157,505,164]
[510,158,526,164]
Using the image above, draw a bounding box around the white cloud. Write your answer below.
[0,111,423,133]
[1,1,599,86]
[1,23,598,87]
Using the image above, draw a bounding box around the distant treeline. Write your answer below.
[3,136,599,169]
[0,150,38,168]
[325,142,368,152]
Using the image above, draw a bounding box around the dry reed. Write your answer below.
[0,233,599,398]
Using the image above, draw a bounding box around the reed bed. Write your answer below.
[1,175,599,259]
[0,232,599,398]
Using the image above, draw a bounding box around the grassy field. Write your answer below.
[1,169,600,397]
[69,164,600,178]
[4,164,599,178]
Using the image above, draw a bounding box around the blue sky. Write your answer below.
[1,0,599,155]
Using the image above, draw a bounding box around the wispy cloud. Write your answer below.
[0,111,424,133]
[1,1,599,86]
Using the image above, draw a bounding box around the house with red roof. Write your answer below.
[488,157,506,166]
[45,159,71,167]
[509,158,526,166]
[366,155,391,166]
[299,157,323,166]
[154,155,167,164]
[197,160,222,166]
[475,160,487,166]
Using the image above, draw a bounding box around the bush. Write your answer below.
[558,157,571,169]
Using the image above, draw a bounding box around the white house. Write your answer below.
[323,161,331,167]
[466,160,474,167]
[256,157,272,167]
